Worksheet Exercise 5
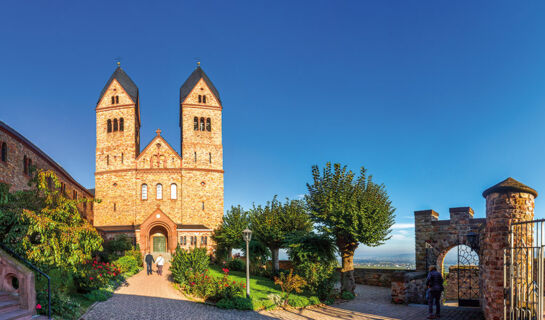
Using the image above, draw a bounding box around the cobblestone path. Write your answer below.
[83,265,483,320]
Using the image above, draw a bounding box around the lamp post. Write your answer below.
[242,228,252,298]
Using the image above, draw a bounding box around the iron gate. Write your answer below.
[505,219,544,319]
[456,242,480,306]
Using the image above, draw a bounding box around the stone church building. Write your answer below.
[93,64,224,256]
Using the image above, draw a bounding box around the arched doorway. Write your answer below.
[150,225,168,253]
[440,244,480,307]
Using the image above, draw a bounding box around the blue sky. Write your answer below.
[2,1,545,258]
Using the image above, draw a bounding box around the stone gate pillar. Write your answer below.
[481,177,537,320]
[414,210,439,272]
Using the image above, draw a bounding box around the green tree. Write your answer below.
[250,196,312,273]
[0,170,103,270]
[306,163,395,293]
[212,205,249,259]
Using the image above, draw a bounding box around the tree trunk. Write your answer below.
[228,247,233,260]
[338,239,358,294]
[271,247,280,273]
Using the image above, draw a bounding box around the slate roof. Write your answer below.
[98,67,139,104]
[179,66,221,104]
[482,177,538,198]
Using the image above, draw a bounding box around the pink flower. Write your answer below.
[89,277,93,280]
[36,304,42,310]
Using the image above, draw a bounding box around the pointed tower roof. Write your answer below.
[482,177,538,198]
[180,66,221,104]
[98,66,139,104]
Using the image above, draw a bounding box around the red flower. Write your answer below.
[89,277,93,280]
[225,283,229,287]
[36,304,42,310]
[222,268,229,273]
[99,274,102,277]
[243,285,246,288]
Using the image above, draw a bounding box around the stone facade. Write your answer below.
[0,121,94,221]
[93,65,224,255]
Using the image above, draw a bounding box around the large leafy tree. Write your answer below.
[212,205,249,259]
[306,162,395,293]
[0,170,103,270]
[250,196,312,272]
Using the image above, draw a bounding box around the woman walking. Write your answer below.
[156,254,165,276]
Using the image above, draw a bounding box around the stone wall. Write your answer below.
[0,121,93,221]
[336,268,400,287]
[391,271,427,304]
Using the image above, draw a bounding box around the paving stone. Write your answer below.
[83,265,483,320]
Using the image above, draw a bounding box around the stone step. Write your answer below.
[0,294,16,302]
[0,300,20,313]
[0,309,33,320]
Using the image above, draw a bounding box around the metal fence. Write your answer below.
[505,219,544,320]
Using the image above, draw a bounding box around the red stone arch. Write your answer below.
[139,209,178,253]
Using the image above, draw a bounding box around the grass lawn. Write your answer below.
[208,265,319,310]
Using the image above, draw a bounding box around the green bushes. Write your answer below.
[341,291,355,300]
[171,247,210,284]
[294,261,337,299]
[114,254,141,276]
[83,289,113,302]
[36,290,81,320]
[227,259,244,272]
[178,267,245,302]
[74,260,123,292]
[217,297,253,310]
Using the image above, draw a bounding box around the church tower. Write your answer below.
[94,65,140,226]
[179,64,224,229]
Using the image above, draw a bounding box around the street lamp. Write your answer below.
[242,228,252,298]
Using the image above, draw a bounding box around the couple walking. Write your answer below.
[144,252,165,276]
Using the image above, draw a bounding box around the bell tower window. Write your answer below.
[206,118,211,131]
[194,117,198,130]
[115,95,119,104]
[119,118,124,131]
[113,119,118,131]
[107,119,112,132]
[202,95,207,103]
[200,118,205,131]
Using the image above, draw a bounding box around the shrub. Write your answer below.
[171,247,209,284]
[341,291,355,300]
[114,255,141,275]
[308,296,321,305]
[36,290,81,319]
[227,259,244,272]
[179,267,245,302]
[74,260,123,292]
[217,297,253,310]
[294,260,337,299]
[83,289,113,302]
[287,295,310,308]
[274,269,307,305]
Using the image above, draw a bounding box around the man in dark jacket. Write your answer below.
[426,265,443,319]
[145,252,155,276]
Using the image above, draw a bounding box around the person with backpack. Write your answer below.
[426,265,444,319]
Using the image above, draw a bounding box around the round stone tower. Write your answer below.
[481,177,537,320]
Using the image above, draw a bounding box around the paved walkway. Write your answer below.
[83,264,483,320]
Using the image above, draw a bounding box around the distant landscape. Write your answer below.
[353,253,460,270]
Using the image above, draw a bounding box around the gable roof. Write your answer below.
[136,131,181,161]
[180,66,221,104]
[98,67,139,104]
